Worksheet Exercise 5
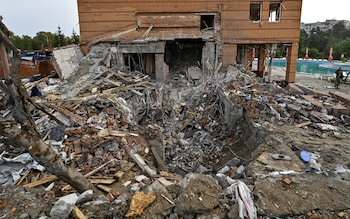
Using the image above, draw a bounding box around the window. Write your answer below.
[250,2,262,22]
[200,15,215,30]
[269,2,281,22]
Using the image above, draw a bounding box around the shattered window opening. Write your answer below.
[123,53,155,77]
[250,2,262,22]
[200,15,215,30]
[269,2,281,22]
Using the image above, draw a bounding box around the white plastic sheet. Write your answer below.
[217,173,257,219]
[0,153,45,186]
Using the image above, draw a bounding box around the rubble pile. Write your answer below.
[1,44,350,219]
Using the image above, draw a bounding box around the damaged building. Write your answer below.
[77,0,302,83]
[4,1,350,219]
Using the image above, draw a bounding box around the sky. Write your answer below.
[0,0,349,37]
[0,0,79,37]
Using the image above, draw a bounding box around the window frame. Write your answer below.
[269,2,282,22]
[249,2,262,22]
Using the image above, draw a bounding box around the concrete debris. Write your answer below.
[52,45,84,80]
[49,193,78,219]
[1,43,350,218]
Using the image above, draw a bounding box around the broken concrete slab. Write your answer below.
[176,173,222,215]
[52,45,83,80]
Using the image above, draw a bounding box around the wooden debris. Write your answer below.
[158,177,175,187]
[109,130,139,137]
[180,118,193,131]
[44,104,86,125]
[150,145,168,171]
[123,144,157,177]
[114,171,125,181]
[23,175,58,188]
[161,193,175,205]
[295,121,312,128]
[329,90,350,105]
[301,95,324,108]
[287,83,305,95]
[89,178,115,185]
[72,206,87,219]
[85,160,114,177]
[97,184,113,193]
[16,170,31,186]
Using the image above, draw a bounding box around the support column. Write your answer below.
[256,45,266,77]
[155,53,169,82]
[286,42,298,83]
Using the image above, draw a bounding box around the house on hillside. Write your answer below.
[77,0,302,83]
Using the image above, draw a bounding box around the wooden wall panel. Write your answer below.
[77,0,303,46]
[223,29,300,41]
[222,20,301,30]
[137,14,200,28]
[79,12,135,22]
[78,2,218,13]
[79,21,136,32]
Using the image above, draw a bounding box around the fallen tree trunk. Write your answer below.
[0,121,99,194]
[0,21,99,195]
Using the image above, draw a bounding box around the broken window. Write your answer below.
[123,53,155,77]
[250,2,262,22]
[269,2,281,22]
[200,15,215,30]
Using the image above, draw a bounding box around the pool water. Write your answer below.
[272,59,335,76]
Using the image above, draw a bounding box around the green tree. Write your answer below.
[12,35,23,50]
[334,38,350,60]
[53,26,66,48]
[21,35,34,51]
[71,29,80,44]
[32,32,50,50]
[308,47,321,59]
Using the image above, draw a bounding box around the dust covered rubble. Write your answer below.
[1,44,350,219]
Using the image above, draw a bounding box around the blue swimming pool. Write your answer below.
[271,59,336,76]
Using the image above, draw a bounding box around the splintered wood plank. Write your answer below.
[89,178,116,184]
[300,95,324,108]
[23,175,58,188]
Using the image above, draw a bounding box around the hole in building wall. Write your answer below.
[164,39,204,75]
[123,53,155,78]
[200,15,215,30]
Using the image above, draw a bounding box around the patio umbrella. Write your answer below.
[304,47,309,59]
[328,47,333,61]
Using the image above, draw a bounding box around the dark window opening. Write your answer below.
[123,53,155,78]
[250,2,262,22]
[269,2,281,22]
[164,39,204,75]
[200,15,215,30]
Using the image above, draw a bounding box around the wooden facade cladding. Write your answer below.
[77,0,302,82]
[77,0,302,43]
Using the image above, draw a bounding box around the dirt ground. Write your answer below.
[270,66,350,95]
